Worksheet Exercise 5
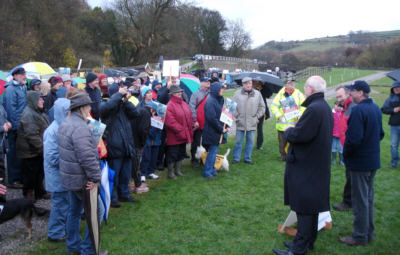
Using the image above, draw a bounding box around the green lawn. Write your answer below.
[29,75,400,255]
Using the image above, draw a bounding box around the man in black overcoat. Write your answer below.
[273,76,333,255]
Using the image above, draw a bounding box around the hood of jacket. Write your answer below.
[210,82,223,102]
[53,98,71,125]
[26,91,42,113]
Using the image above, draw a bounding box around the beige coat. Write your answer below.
[233,88,265,131]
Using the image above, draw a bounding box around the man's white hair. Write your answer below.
[306,76,326,93]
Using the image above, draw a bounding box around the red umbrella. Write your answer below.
[0,80,6,96]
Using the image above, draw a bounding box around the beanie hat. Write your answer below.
[141,86,152,97]
[108,83,120,97]
[86,72,98,84]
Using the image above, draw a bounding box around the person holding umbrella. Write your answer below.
[58,93,107,255]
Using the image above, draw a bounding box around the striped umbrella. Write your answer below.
[7,62,57,81]
[179,74,200,99]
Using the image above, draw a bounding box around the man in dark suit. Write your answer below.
[273,76,333,255]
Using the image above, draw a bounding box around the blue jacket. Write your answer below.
[146,126,162,147]
[344,98,384,171]
[0,105,8,147]
[202,83,224,145]
[3,80,27,130]
[43,98,70,192]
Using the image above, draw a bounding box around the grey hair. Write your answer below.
[306,76,326,93]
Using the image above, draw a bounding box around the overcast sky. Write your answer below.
[87,0,400,48]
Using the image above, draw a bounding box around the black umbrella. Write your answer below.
[82,187,100,255]
[104,68,128,78]
[233,72,284,93]
[387,70,400,81]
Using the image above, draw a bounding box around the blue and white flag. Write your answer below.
[100,160,115,224]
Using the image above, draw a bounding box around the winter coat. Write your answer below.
[232,88,265,131]
[165,95,194,146]
[332,109,342,138]
[43,98,70,193]
[0,105,8,148]
[43,88,58,113]
[343,98,384,171]
[100,92,139,159]
[339,97,355,146]
[16,91,50,158]
[131,107,151,149]
[271,87,305,131]
[85,84,102,120]
[381,90,400,126]
[2,80,27,130]
[58,111,101,191]
[189,87,209,129]
[284,92,333,214]
[202,83,224,145]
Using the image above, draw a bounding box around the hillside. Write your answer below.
[257,30,400,53]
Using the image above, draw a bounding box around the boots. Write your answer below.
[168,163,176,179]
[339,153,345,166]
[175,160,184,176]
[331,152,337,165]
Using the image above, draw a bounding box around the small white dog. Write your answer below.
[195,145,230,172]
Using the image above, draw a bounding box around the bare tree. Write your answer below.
[224,19,252,57]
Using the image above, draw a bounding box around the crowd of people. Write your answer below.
[0,65,395,255]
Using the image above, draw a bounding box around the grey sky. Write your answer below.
[87,0,400,47]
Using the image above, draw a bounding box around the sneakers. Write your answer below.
[147,173,159,180]
[135,184,149,194]
[141,176,146,182]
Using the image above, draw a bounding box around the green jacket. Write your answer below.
[16,91,49,158]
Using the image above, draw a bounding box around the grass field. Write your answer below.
[29,75,400,255]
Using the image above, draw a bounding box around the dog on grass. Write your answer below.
[0,198,48,239]
[195,145,230,172]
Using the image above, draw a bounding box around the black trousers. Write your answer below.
[157,129,167,167]
[291,213,318,255]
[256,116,264,148]
[190,129,203,162]
[131,148,142,187]
[0,151,5,183]
[342,168,352,206]
[22,156,46,200]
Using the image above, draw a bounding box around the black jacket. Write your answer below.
[284,92,333,214]
[43,89,58,114]
[85,85,102,120]
[100,93,139,159]
[381,92,400,126]
[131,107,151,149]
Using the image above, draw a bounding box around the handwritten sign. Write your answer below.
[162,60,180,77]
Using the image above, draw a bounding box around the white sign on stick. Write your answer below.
[162,60,180,77]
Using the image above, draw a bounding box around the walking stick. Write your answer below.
[219,123,226,144]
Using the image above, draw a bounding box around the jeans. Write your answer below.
[108,157,132,203]
[203,145,218,178]
[6,131,23,184]
[140,145,160,176]
[331,137,343,153]
[256,116,264,148]
[66,191,95,255]
[351,170,376,244]
[390,125,400,167]
[48,191,69,239]
[233,130,255,162]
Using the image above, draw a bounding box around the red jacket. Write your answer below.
[332,109,342,138]
[165,95,194,146]
[339,97,354,146]
[196,95,207,130]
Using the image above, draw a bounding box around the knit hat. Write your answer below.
[141,86,152,97]
[48,76,63,86]
[69,93,92,110]
[85,72,98,84]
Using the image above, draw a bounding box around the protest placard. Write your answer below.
[87,117,106,144]
[220,98,237,126]
[162,60,180,77]
[150,102,167,129]
[279,96,301,121]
